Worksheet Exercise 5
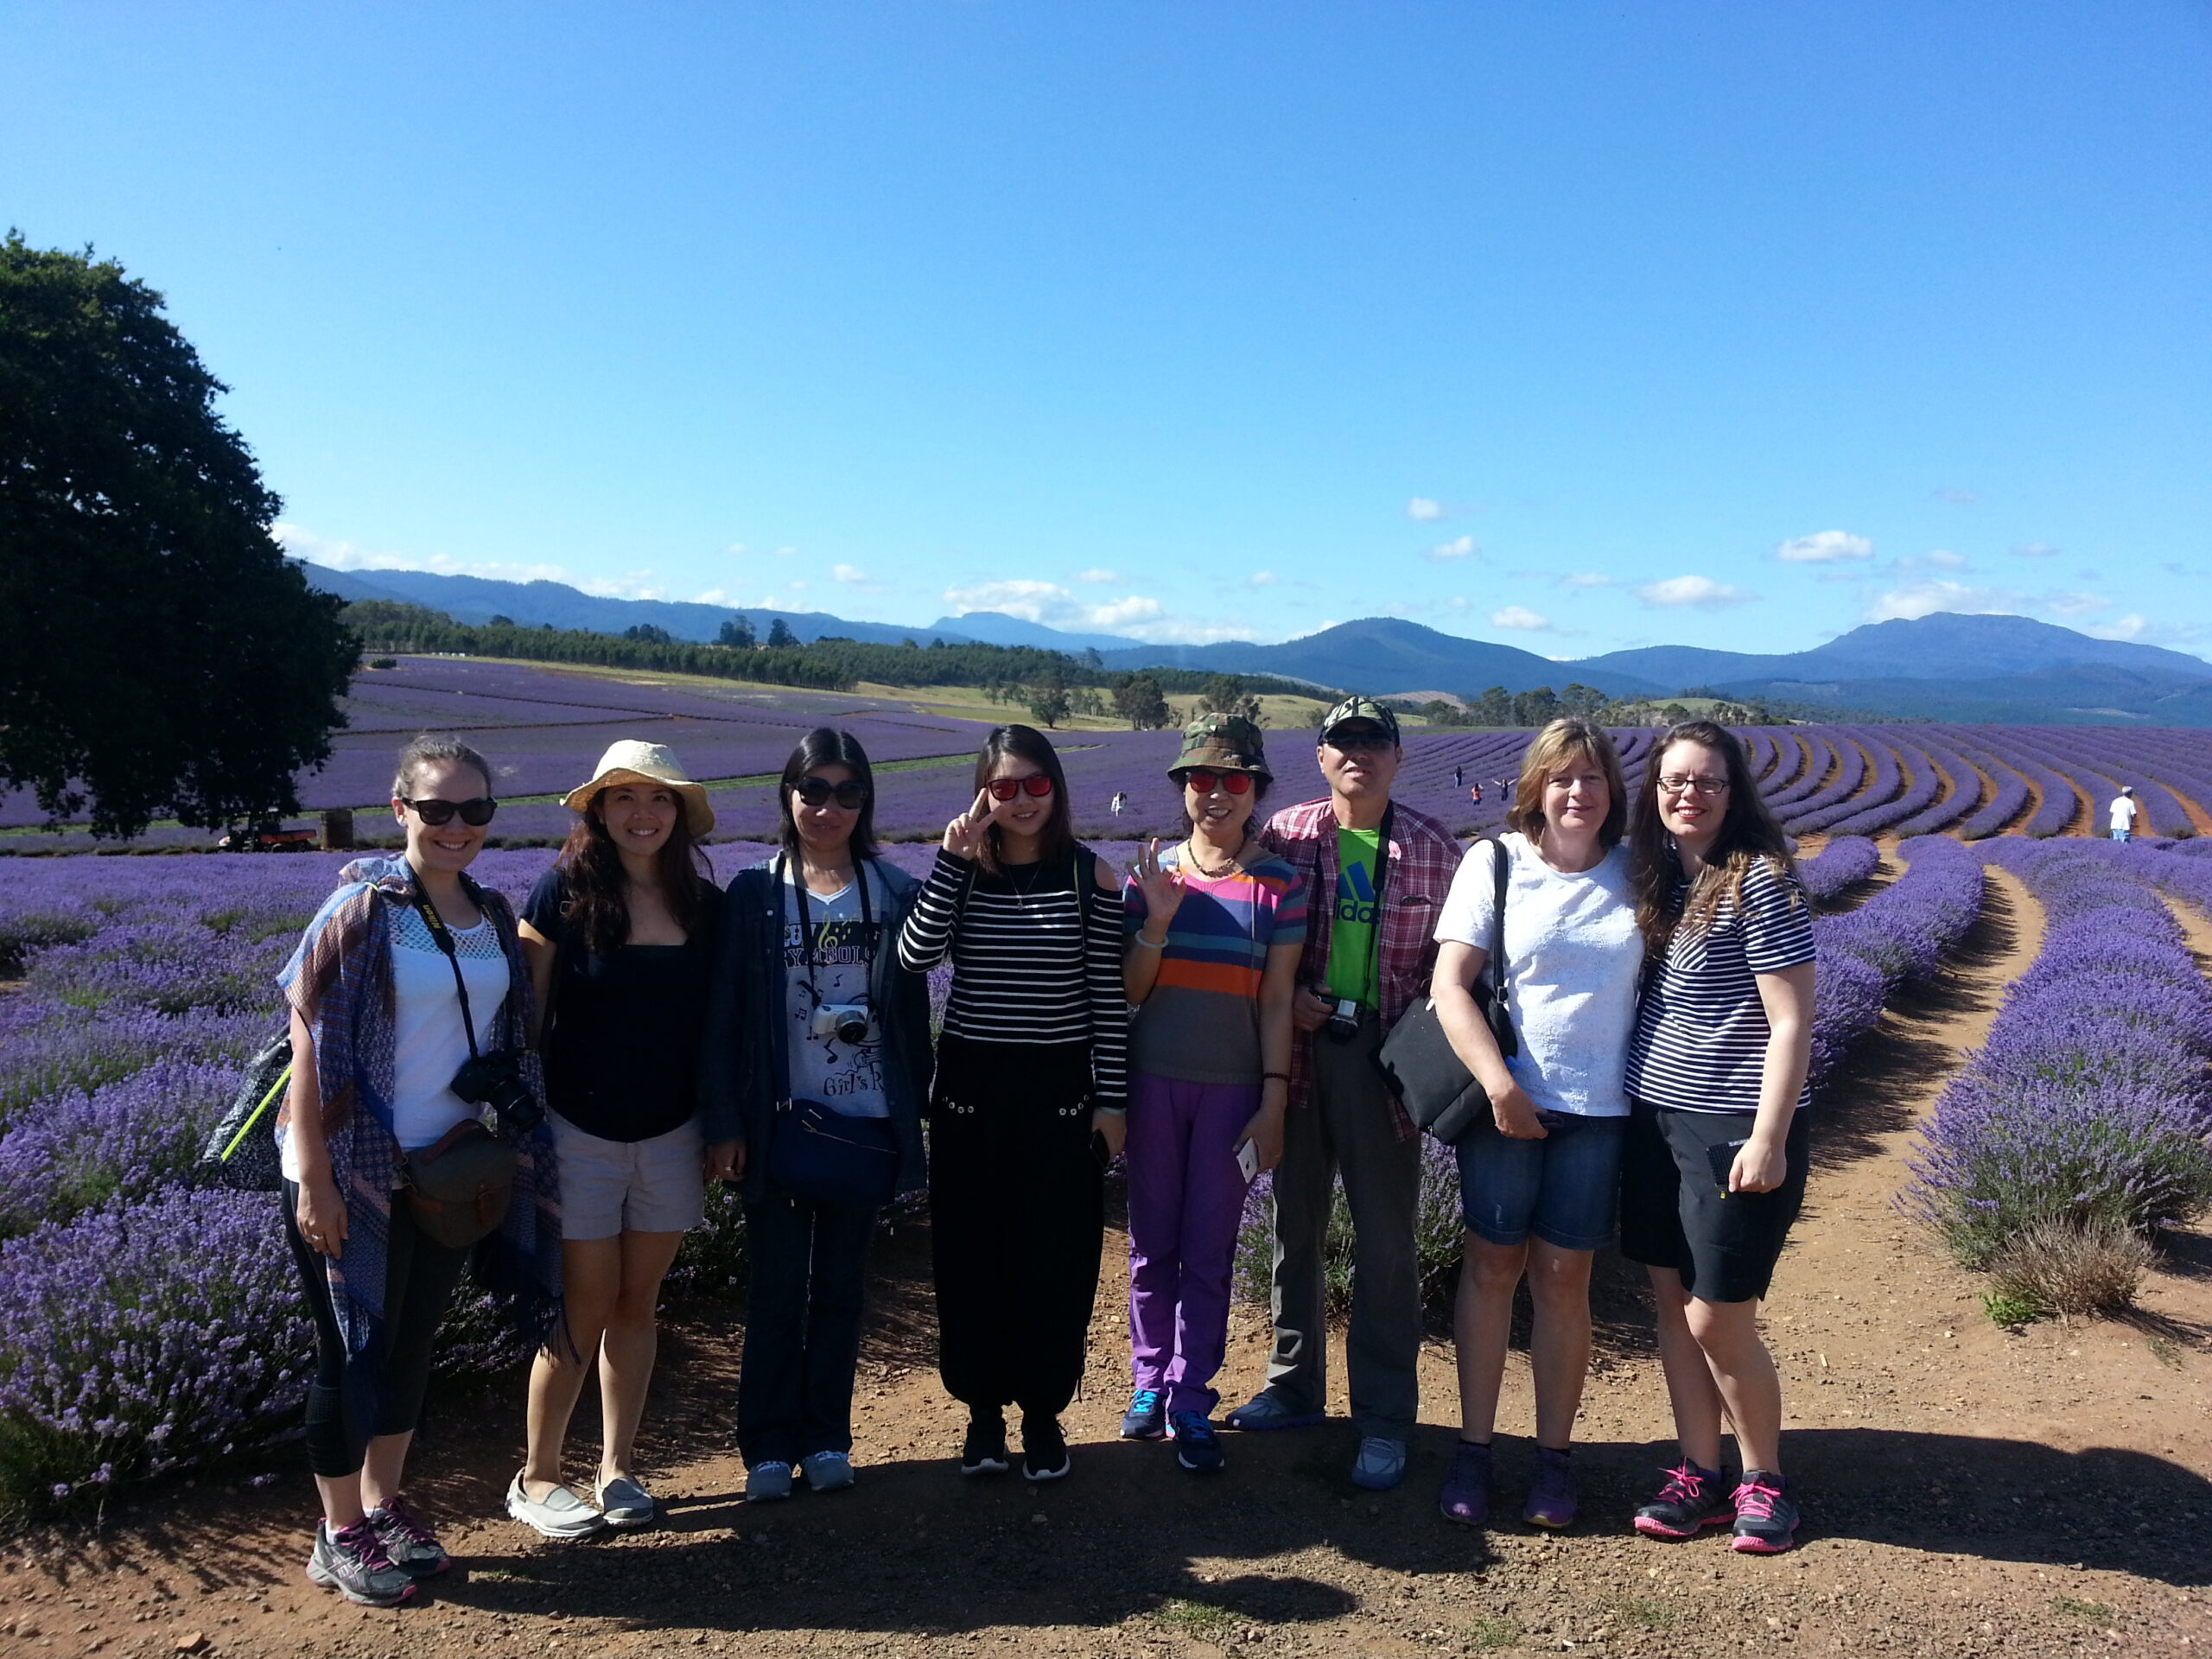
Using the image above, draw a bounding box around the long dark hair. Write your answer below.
[974,724,1074,875]
[777,728,880,864]
[554,785,716,957]
[1628,720,1798,951]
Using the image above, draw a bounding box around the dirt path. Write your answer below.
[11,870,2212,1658]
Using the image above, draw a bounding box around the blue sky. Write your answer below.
[5,3,2209,657]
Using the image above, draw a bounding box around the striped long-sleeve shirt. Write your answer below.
[898,846,1128,1110]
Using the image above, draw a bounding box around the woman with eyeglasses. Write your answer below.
[275,734,560,1606]
[702,728,933,1502]
[1118,715,1306,1475]
[508,741,726,1539]
[1619,721,1815,1555]
[899,724,1127,1483]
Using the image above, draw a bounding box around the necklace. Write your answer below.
[1184,830,1246,880]
[1003,858,1048,911]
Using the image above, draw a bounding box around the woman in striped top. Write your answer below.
[1618,721,1815,1556]
[1118,715,1306,1475]
[898,724,1127,1483]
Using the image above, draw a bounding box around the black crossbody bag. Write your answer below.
[1372,835,1518,1144]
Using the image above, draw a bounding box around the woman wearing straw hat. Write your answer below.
[1119,714,1306,1476]
[508,740,729,1537]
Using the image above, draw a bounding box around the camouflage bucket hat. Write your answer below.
[1319,695,1402,747]
[1172,713,1271,779]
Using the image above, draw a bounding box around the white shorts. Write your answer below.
[551,1112,707,1241]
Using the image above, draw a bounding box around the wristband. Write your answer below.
[1133,932,1167,950]
[1262,1071,1291,1084]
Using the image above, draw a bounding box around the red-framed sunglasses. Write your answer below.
[986,774,1055,802]
[1176,768,1254,796]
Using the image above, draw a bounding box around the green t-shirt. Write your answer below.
[1325,826,1382,1007]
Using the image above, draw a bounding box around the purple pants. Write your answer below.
[1126,1071,1258,1417]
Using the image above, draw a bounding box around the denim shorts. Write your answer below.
[1453,1109,1626,1252]
[552,1111,707,1240]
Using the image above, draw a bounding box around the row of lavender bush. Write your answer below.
[1808,837,1986,1084]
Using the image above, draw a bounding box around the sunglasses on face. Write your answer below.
[1176,768,1253,796]
[399,796,499,828]
[986,774,1055,802]
[1325,733,1393,754]
[793,777,869,809]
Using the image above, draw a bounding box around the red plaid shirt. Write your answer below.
[1258,795,1464,1136]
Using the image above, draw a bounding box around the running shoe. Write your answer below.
[799,1451,855,1493]
[1120,1387,1166,1440]
[505,1474,608,1540]
[1729,1471,1800,1554]
[1351,1436,1407,1492]
[1168,1410,1224,1475]
[1632,1460,1734,1540]
[1224,1392,1325,1433]
[744,1461,794,1503]
[306,1519,419,1607]
[1020,1415,1071,1482]
[595,1474,657,1528]
[961,1415,1011,1478]
[1437,1440,1491,1527]
[365,1492,450,1576]
[1522,1446,1577,1530]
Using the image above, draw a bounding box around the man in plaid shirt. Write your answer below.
[1226,696,1462,1492]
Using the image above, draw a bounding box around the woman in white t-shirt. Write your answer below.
[1428,717,1642,1533]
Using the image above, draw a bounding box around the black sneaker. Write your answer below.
[1730,1471,1800,1554]
[961,1414,1010,1478]
[1020,1415,1071,1483]
[1632,1460,1734,1540]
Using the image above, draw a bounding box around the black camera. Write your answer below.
[1324,996,1363,1045]
[452,1048,543,1135]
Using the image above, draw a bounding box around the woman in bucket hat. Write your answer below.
[1118,715,1308,1474]
[508,741,730,1537]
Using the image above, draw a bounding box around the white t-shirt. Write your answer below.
[2110,795,2139,830]
[782,867,889,1119]
[1432,834,1643,1118]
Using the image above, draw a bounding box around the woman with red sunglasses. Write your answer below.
[898,724,1126,1483]
[1118,715,1306,1476]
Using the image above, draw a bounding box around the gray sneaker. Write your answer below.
[595,1473,657,1529]
[505,1474,607,1541]
[799,1451,855,1493]
[745,1460,794,1503]
[1351,1436,1408,1492]
[306,1519,419,1607]
[365,1492,450,1577]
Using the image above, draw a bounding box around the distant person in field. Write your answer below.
[701,728,933,1503]
[1119,715,1306,1475]
[1621,720,1815,1555]
[276,734,561,1606]
[1225,696,1461,1495]
[2109,785,2139,842]
[1470,781,1484,806]
[1429,717,1641,1531]
[1112,790,1128,816]
[899,725,1127,1483]
[509,741,724,1539]
[1453,764,1465,789]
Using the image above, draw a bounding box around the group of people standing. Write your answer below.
[270,692,1815,1610]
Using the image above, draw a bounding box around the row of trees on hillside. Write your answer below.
[1415,683,1777,728]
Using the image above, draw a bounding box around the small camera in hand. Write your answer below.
[452,1048,543,1135]
[810,1001,874,1045]
[1324,997,1363,1045]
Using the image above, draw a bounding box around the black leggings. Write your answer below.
[282,1181,471,1478]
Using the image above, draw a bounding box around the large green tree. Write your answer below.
[0,234,353,836]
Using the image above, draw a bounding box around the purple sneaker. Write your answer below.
[1522,1446,1577,1529]
[1437,1440,1491,1527]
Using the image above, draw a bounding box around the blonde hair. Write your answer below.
[1506,717,1628,848]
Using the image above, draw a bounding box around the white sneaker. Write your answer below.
[505,1473,607,1540]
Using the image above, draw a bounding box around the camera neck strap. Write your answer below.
[1336,803,1393,1012]
[782,855,877,1004]
[407,866,483,1061]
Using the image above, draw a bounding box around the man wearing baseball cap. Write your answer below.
[1226,696,1462,1491]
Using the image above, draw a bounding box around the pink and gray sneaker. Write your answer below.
[1632,1460,1734,1540]
[306,1518,419,1607]
[1729,1471,1800,1554]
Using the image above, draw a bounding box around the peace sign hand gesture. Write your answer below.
[943,787,1001,861]
[1133,837,1186,928]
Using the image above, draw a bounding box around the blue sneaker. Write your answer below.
[1120,1388,1166,1440]
[1169,1410,1224,1475]
[1224,1392,1325,1433]
[1351,1436,1407,1492]
[799,1450,855,1493]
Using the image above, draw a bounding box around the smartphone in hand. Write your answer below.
[1236,1137,1260,1184]
[1707,1137,1748,1191]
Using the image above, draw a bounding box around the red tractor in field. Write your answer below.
[216,821,319,853]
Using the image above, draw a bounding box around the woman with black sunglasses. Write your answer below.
[701,728,933,1503]
[899,724,1127,1482]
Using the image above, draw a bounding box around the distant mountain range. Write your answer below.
[298,561,2212,725]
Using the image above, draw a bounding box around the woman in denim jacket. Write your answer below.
[699,728,934,1501]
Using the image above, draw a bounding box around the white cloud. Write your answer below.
[2012,542,2060,558]
[1407,498,1445,522]
[1559,572,1613,589]
[1247,570,1279,587]
[830,563,870,585]
[1084,595,1165,629]
[1774,530,1874,564]
[1071,568,1123,585]
[942,579,1071,620]
[1444,595,1471,611]
[1426,535,1479,563]
[2086,614,2148,640]
[1491,606,1551,631]
[275,522,670,598]
[2044,591,2108,619]
[1863,581,2026,622]
[1636,575,1757,610]
[941,578,1182,638]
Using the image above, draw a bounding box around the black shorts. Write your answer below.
[1618,1099,1808,1305]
